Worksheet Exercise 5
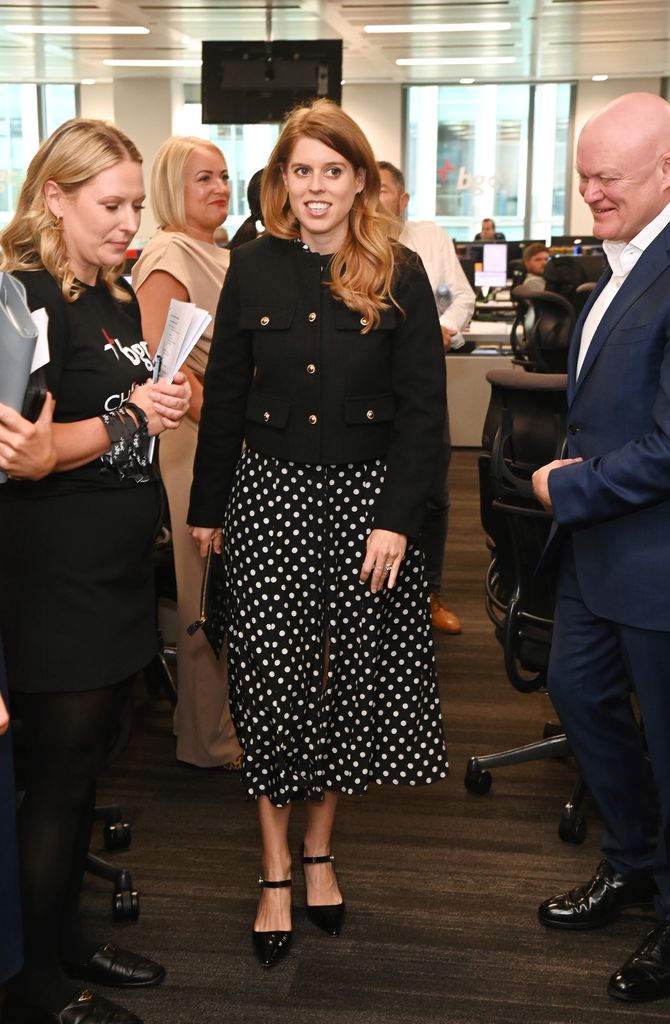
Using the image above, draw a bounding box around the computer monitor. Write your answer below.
[550,234,600,251]
[458,257,476,289]
[475,243,508,289]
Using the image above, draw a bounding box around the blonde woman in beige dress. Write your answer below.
[133,136,242,768]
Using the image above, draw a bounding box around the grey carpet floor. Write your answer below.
[83,449,664,1024]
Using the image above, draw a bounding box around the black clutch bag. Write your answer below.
[187,542,227,658]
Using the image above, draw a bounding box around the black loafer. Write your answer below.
[3,988,143,1024]
[64,943,165,988]
[608,922,670,1002]
[538,859,657,929]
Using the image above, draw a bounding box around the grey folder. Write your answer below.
[0,272,39,483]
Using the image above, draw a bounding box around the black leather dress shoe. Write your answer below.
[64,943,165,988]
[538,859,657,929]
[608,922,670,1002]
[3,988,143,1024]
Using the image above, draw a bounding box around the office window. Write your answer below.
[41,84,77,139]
[405,82,572,242]
[179,102,279,237]
[0,83,77,230]
[529,83,572,240]
[0,85,40,229]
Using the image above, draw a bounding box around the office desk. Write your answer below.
[447,349,519,446]
[465,319,512,346]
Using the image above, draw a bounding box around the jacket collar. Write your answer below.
[569,221,670,404]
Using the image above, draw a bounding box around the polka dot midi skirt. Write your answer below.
[223,448,449,807]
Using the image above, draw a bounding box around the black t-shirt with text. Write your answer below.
[2,269,153,498]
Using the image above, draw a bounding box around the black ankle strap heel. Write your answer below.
[300,848,345,937]
[253,876,292,969]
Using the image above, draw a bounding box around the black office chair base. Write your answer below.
[464,734,588,845]
[94,804,132,851]
[86,853,140,921]
[86,806,139,920]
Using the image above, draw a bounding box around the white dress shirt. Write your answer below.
[399,221,475,341]
[576,202,670,377]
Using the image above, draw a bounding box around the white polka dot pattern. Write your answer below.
[223,447,449,807]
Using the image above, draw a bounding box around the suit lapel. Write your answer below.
[571,224,670,403]
[567,270,610,404]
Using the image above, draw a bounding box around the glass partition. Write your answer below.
[405,82,572,242]
[0,83,76,231]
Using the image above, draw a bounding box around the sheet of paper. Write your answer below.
[30,308,50,371]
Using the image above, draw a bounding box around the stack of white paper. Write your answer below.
[148,298,212,460]
[153,298,212,384]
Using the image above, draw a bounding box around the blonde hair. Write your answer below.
[261,99,401,330]
[150,136,224,231]
[0,118,142,303]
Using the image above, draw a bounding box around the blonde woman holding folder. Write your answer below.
[0,118,190,1024]
[133,136,242,771]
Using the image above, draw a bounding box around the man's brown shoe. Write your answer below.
[430,594,462,634]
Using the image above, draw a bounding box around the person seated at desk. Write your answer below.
[521,242,549,291]
[475,217,506,241]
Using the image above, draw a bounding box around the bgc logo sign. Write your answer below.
[437,159,500,196]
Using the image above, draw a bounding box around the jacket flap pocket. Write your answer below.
[606,323,652,347]
[334,306,397,331]
[246,390,291,429]
[239,304,295,331]
[345,393,395,424]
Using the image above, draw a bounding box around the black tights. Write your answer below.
[12,680,130,1009]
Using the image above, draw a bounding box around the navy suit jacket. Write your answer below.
[547,219,670,631]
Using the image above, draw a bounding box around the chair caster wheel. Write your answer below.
[113,889,140,921]
[104,820,132,851]
[558,813,587,845]
[464,760,492,794]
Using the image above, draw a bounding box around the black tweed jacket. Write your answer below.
[188,233,446,538]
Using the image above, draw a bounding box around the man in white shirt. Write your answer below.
[378,161,475,635]
[532,92,670,1004]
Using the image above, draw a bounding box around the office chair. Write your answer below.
[85,520,178,921]
[508,258,527,288]
[543,253,605,314]
[466,368,588,845]
[144,522,178,705]
[510,286,574,374]
[85,689,140,921]
[509,286,534,364]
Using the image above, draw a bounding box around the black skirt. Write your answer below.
[0,483,159,693]
[224,448,448,807]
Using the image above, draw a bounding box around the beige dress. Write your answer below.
[133,230,242,767]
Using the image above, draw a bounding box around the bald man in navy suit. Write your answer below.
[532,92,670,1004]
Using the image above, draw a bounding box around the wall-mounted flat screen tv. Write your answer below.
[201,39,343,124]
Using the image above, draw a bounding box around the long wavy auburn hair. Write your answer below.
[261,99,402,330]
[0,118,142,303]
